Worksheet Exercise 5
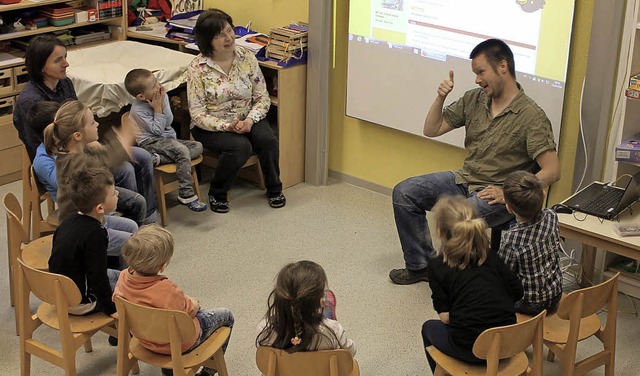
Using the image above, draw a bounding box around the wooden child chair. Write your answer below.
[16,258,118,376]
[21,146,59,241]
[543,272,619,376]
[426,309,546,376]
[114,295,230,376]
[256,347,360,376]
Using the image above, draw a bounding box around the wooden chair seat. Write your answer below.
[153,154,204,226]
[21,234,53,271]
[542,311,601,344]
[427,346,529,376]
[37,302,116,333]
[129,327,231,369]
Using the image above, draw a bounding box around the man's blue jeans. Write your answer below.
[186,307,234,374]
[392,171,512,270]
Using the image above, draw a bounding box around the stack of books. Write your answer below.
[266,24,308,62]
[40,4,76,27]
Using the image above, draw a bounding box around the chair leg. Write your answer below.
[83,339,93,353]
[547,349,555,362]
[212,349,229,376]
[191,167,202,201]
[20,344,31,375]
[434,365,447,376]
[154,173,168,227]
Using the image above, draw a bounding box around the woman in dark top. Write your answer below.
[422,196,523,373]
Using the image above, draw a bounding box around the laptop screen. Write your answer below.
[616,172,640,214]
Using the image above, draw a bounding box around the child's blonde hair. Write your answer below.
[433,196,489,269]
[43,100,90,155]
[122,225,174,276]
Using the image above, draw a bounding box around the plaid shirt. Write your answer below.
[497,208,562,306]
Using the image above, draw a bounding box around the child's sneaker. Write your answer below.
[322,289,337,320]
[178,195,207,212]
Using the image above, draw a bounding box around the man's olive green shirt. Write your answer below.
[443,85,556,192]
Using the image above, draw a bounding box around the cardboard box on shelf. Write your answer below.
[615,134,640,163]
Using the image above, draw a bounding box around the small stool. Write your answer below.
[154,155,204,226]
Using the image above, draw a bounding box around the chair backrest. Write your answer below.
[4,193,27,309]
[473,310,546,376]
[256,346,355,376]
[114,295,196,343]
[557,272,620,320]
[4,192,27,246]
[17,258,82,307]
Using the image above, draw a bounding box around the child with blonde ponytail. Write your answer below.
[256,261,356,357]
[422,196,523,374]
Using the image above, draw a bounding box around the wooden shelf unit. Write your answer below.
[0,0,127,184]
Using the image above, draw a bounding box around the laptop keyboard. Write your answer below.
[581,188,624,213]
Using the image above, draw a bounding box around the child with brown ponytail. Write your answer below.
[256,260,356,357]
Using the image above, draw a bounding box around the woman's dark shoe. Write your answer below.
[268,192,286,208]
[208,196,230,213]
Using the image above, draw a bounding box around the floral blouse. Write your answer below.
[187,46,271,132]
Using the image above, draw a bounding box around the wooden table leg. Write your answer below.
[580,244,597,287]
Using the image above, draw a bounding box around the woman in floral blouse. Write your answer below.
[188,9,285,213]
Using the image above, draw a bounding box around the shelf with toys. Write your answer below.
[0,0,127,184]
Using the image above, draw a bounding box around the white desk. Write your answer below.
[557,204,640,287]
[66,41,195,117]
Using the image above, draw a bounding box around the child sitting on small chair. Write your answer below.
[256,260,356,357]
[498,170,563,315]
[124,68,207,212]
[422,196,523,374]
[113,225,234,376]
[48,167,120,317]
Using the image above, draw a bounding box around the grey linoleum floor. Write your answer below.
[0,178,639,375]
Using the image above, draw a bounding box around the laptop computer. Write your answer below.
[563,171,640,220]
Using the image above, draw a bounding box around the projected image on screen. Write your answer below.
[346,0,574,148]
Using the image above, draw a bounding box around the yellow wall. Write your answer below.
[202,0,308,34]
[329,0,595,205]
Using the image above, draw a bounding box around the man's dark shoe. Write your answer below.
[208,195,230,213]
[389,267,429,285]
[108,335,118,346]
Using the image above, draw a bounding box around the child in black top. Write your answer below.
[422,196,523,373]
[48,167,120,316]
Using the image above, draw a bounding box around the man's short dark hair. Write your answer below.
[25,35,66,83]
[69,167,114,214]
[194,9,234,57]
[469,39,516,78]
[503,170,544,221]
[124,68,154,97]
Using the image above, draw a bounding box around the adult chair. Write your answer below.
[543,272,619,376]
[16,258,118,376]
[114,295,230,376]
[256,347,360,376]
[426,310,546,376]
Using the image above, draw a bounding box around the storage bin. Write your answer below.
[0,98,18,151]
[13,66,28,92]
[0,69,14,96]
